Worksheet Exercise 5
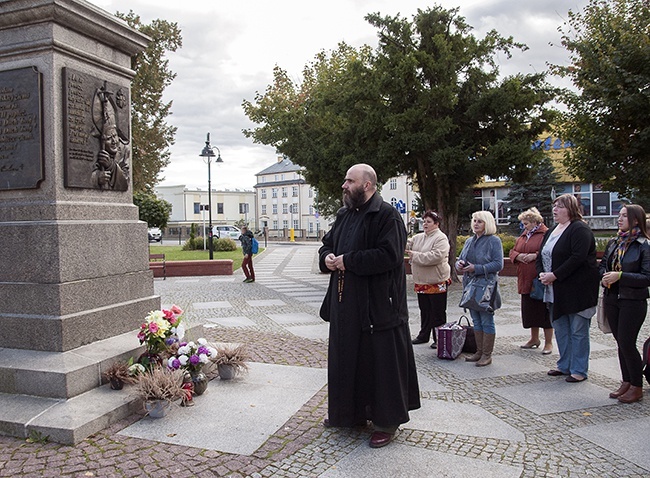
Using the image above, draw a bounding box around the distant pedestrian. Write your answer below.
[599,204,650,403]
[239,225,255,283]
[538,194,599,383]
[319,163,420,449]
[509,207,553,354]
[407,210,451,349]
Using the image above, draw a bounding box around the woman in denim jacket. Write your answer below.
[456,211,504,366]
[599,204,650,403]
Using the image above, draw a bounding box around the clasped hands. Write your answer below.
[601,271,621,288]
[538,272,556,285]
[325,253,346,271]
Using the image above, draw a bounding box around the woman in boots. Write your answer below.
[599,204,650,403]
[407,211,451,348]
[456,211,503,366]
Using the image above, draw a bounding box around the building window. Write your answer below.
[217,203,223,214]
[283,220,288,229]
[390,178,397,190]
[261,189,267,199]
[292,186,298,197]
[309,205,313,215]
[390,197,397,207]
[275,175,278,181]
[272,204,278,214]
[309,222,314,233]
[308,188,313,198]
[272,188,278,198]
[261,204,267,215]
[282,187,287,198]
[193,202,200,214]
[293,219,299,229]
[291,203,299,213]
[273,220,278,229]
[239,203,249,214]
[261,176,265,183]
[282,203,288,214]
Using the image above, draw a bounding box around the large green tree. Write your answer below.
[243,6,556,260]
[552,0,650,199]
[133,191,172,229]
[117,11,182,192]
[504,156,559,228]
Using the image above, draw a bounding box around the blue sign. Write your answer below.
[395,200,406,214]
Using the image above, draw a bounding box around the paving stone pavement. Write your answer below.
[1,243,649,477]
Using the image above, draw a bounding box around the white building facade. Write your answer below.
[154,184,255,238]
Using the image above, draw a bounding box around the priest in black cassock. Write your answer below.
[319,163,420,448]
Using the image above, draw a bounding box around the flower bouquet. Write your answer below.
[167,338,217,395]
[137,304,185,369]
[167,338,217,374]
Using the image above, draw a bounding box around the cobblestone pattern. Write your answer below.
[0,245,648,477]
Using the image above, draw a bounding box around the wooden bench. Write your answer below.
[149,253,166,280]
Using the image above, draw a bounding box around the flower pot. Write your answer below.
[109,378,124,390]
[191,371,208,395]
[144,400,169,418]
[218,363,235,380]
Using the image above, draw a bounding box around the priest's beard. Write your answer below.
[343,186,366,209]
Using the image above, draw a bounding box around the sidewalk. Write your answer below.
[1,243,649,477]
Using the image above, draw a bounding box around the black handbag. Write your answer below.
[458,315,476,353]
[530,278,545,301]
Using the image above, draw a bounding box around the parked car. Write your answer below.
[213,225,241,239]
[148,227,162,242]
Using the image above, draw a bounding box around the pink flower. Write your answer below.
[148,323,159,334]
[168,316,178,325]
[162,309,174,320]
[170,305,183,315]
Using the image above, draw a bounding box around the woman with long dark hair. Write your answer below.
[599,204,650,403]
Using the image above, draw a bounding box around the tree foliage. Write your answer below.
[551,0,650,198]
[504,156,559,229]
[133,191,172,228]
[243,6,556,260]
[117,11,182,193]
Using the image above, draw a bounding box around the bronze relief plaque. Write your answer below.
[0,67,44,190]
[63,67,130,190]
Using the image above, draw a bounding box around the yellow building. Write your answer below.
[473,136,624,230]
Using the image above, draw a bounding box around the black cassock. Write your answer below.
[319,193,420,428]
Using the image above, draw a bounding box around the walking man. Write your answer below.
[239,225,255,283]
[319,163,420,448]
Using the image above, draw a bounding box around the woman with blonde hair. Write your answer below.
[537,194,599,383]
[509,207,553,354]
[456,210,504,366]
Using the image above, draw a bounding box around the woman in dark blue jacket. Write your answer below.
[599,204,650,403]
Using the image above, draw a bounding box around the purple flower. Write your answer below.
[165,337,177,346]
[198,346,209,355]
[168,358,181,369]
[189,355,201,365]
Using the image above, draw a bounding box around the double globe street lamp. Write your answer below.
[199,133,222,260]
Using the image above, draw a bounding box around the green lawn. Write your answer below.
[148,245,265,271]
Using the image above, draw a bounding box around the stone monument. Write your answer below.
[0,0,160,443]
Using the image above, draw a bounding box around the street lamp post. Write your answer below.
[199,133,222,260]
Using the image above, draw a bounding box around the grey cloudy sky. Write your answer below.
[87,0,588,191]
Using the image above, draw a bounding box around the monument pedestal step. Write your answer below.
[0,384,141,445]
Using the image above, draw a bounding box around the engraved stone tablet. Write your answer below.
[63,68,130,190]
[0,67,44,190]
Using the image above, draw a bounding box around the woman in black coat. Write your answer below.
[537,194,599,383]
[599,204,650,403]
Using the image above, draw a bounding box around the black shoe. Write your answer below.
[412,337,428,344]
[547,369,568,376]
[430,342,437,349]
[566,375,587,383]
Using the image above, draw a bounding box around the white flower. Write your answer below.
[167,357,176,368]
[207,347,217,357]
[187,341,196,349]
[199,353,210,364]
[176,324,186,340]
[197,338,207,346]
[179,355,189,366]
[178,345,191,355]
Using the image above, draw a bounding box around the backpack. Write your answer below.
[251,237,259,255]
[643,337,650,383]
